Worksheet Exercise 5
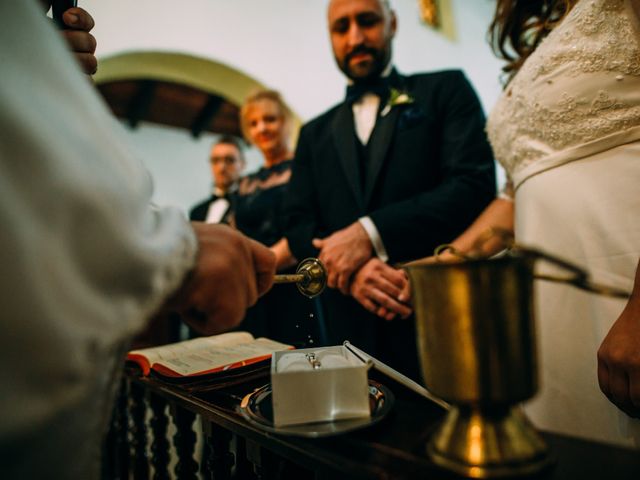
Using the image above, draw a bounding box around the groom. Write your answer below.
[283,0,495,379]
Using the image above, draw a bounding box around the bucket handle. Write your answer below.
[517,245,630,299]
[433,229,630,299]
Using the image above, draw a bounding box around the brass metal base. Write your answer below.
[273,258,327,298]
[294,258,327,298]
[427,406,553,478]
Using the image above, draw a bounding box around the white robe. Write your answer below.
[0,1,197,477]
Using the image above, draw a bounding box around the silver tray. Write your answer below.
[238,380,394,438]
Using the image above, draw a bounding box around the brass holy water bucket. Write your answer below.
[405,246,629,478]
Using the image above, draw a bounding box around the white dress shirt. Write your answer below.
[204,186,235,224]
[350,64,393,262]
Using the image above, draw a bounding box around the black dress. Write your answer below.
[234,161,323,348]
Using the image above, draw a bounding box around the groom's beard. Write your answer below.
[339,43,392,83]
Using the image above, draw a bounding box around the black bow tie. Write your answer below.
[345,77,390,104]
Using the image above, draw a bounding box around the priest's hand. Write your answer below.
[350,258,412,320]
[597,260,640,418]
[168,223,276,335]
[52,5,98,75]
[61,7,97,74]
[313,222,373,294]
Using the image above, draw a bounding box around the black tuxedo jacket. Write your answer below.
[189,197,214,221]
[189,194,232,223]
[283,70,496,378]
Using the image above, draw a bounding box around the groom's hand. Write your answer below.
[350,258,412,320]
[313,221,372,294]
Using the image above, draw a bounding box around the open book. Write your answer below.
[127,331,292,378]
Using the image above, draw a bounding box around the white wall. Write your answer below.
[82,0,504,213]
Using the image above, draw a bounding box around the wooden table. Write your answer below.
[105,369,640,480]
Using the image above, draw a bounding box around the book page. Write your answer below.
[154,338,292,377]
[128,331,254,372]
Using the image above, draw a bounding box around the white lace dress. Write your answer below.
[487,0,640,447]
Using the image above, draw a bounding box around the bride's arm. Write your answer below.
[410,182,515,263]
[441,196,514,258]
[348,184,515,321]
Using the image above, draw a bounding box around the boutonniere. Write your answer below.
[381,88,415,117]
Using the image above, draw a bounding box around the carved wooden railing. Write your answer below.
[102,368,640,480]
[102,371,314,480]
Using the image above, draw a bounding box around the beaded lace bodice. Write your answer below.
[486,0,640,183]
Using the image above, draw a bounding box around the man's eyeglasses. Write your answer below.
[211,155,239,165]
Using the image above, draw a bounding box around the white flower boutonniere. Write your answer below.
[381,88,415,117]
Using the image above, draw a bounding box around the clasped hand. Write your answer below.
[312,222,372,294]
[350,258,412,321]
[313,222,412,320]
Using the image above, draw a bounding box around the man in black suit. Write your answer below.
[283,0,496,379]
[189,135,245,224]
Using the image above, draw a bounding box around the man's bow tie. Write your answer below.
[345,77,390,103]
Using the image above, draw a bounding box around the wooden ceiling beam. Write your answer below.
[190,95,223,138]
[126,79,156,129]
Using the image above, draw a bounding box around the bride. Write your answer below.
[351,0,640,448]
[484,0,640,447]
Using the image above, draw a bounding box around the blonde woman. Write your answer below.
[235,90,321,345]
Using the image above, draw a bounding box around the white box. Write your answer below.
[271,345,372,427]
